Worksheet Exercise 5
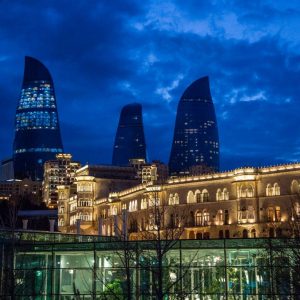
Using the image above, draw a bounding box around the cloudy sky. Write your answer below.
[1,0,300,170]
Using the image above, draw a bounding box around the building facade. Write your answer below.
[42,153,80,208]
[59,163,300,239]
[169,76,219,175]
[58,164,139,234]
[13,56,63,181]
[112,103,147,166]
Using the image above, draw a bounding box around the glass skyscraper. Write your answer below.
[169,76,219,175]
[13,56,63,180]
[112,103,147,166]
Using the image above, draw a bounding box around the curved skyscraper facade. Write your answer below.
[112,103,147,166]
[169,76,219,175]
[13,56,63,180]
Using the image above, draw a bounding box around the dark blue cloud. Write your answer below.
[1,0,300,170]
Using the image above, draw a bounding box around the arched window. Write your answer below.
[275,206,281,222]
[168,194,174,205]
[216,189,222,201]
[248,206,255,220]
[223,188,229,200]
[273,183,280,196]
[239,185,254,198]
[202,189,209,202]
[195,211,202,226]
[219,230,224,239]
[267,207,274,222]
[203,210,210,226]
[266,184,273,196]
[174,193,179,205]
[112,205,117,216]
[267,206,281,222]
[247,186,254,197]
[187,191,195,203]
[251,229,256,238]
[216,210,223,224]
[291,180,299,194]
[196,232,202,239]
[242,229,248,238]
[240,185,247,198]
[195,190,201,203]
[189,231,195,239]
[225,230,230,238]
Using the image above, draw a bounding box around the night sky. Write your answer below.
[1,0,300,171]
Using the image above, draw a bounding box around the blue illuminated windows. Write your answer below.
[18,81,56,109]
[16,111,58,130]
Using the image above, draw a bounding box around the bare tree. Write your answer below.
[136,188,194,299]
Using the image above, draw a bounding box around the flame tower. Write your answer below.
[112,103,147,166]
[169,76,219,175]
[13,56,63,180]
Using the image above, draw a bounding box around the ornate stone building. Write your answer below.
[58,163,300,239]
[58,164,139,234]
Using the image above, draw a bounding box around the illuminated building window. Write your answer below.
[169,193,179,205]
[195,211,202,226]
[168,194,174,205]
[291,180,300,194]
[273,183,280,196]
[202,189,209,202]
[267,206,281,222]
[111,206,118,216]
[16,111,58,131]
[14,148,62,154]
[266,184,273,196]
[195,190,201,203]
[216,210,223,224]
[216,189,222,201]
[203,210,210,226]
[187,191,195,204]
[174,193,179,205]
[80,213,92,222]
[129,200,137,212]
[248,206,255,220]
[239,185,254,198]
[223,188,229,200]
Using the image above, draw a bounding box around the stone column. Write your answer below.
[49,218,55,232]
[76,219,81,234]
[98,218,103,236]
[22,219,28,230]
[113,215,119,237]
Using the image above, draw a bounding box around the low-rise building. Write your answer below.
[58,163,300,239]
